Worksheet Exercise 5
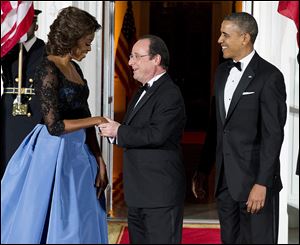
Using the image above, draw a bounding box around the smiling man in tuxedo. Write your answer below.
[212,12,287,244]
[99,35,186,244]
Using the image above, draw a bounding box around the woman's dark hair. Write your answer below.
[46,6,101,55]
[140,34,169,70]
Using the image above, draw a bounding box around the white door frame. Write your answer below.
[101,0,115,216]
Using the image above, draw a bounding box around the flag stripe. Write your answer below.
[116,45,130,71]
[118,33,129,51]
[1,1,33,41]
[278,1,299,28]
[115,58,129,83]
[1,1,13,21]
[115,64,130,92]
[1,1,34,57]
[278,1,299,46]
[115,1,137,99]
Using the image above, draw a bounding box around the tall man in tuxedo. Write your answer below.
[99,35,186,244]
[1,10,45,177]
[213,12,286,243]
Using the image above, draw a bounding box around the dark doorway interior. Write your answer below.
[150,2,212,131]
[150,2,215,208]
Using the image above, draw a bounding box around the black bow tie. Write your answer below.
[140,83,149,92]
[227,60,242,71]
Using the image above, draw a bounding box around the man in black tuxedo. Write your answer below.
[0,10,45,177]
[213,12,286,244]
[100,35,186,244]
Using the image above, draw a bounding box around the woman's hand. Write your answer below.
[96,116,108,125]
[95,157,108,199]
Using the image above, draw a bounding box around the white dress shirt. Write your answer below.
[224,50,255,116]
[134,72,166,107]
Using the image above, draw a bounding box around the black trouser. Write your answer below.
[127,205,184,244]
[217,168,279,244]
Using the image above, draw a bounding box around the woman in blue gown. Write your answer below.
[1,6,108,244]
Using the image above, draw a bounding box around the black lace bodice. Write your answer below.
[34,57,91,136]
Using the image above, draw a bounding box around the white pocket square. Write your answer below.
[242,92,255,95]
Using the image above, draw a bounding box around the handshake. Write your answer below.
[97,116,121,138]
[97,116,109,124]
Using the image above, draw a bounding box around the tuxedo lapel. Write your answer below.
[123,88,143,123]
[217,67,229,125]
[127,91,150,122]
[225,59,257,123]
[125,74,166,124]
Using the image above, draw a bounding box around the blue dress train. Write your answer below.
[1,125,108,244]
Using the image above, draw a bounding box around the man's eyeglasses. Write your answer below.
[129,54,150,60]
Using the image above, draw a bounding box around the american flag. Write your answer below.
[1,1,34,57]
[115,1,138,102]
[278,1,299,47]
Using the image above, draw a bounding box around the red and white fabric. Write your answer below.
[277,1,299,47]
[1,1,34,57]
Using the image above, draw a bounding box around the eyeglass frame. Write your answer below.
[129,53,152,60]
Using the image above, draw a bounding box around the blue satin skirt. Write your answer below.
[1,124,108,244]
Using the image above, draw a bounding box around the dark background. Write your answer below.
[150,2,213,131]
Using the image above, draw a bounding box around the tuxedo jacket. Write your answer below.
[117,73,186,208]
[214,52,287,201]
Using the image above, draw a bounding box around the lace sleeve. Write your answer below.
[35,61,65,136]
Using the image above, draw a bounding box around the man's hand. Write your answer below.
[246,184,267,214]
[192,171,207,199]
[98,117,120,138]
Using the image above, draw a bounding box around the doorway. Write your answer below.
[111,1,238,220]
